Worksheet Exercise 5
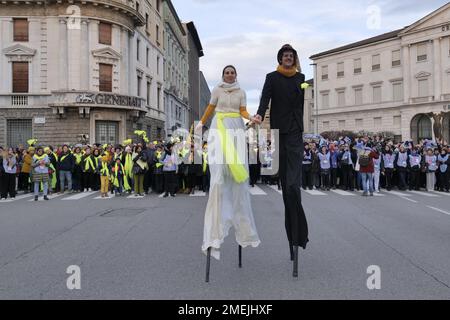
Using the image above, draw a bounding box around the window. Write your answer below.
[157,86,161,109]
[338,120,346,128]
[157,56,160,75]
[354,88,363,105]
[7,119,32,148]
[13,18,29,42]
[156,25,160,44]
[146,81,151,106]
[392,50,401,67]
[322,93,329,108]
[337,91,345,107]
[135,1,140,13]
[137,75,142,97]
[372,54,380,71]
[12,62,29,93]
[374,117,382,128]
[393,82,403,101]
[145,13,149,31]
[156,0,161,12]
[355,119,363,127]
[393,116,401,127]
[337,62,344,78]
[137,39,140,61]
[417,115,432,140]
[322,121,330,130]
[321,65,328,80]
[99,22,112,45]
[96,121,118,145]
[418,78,428,97]
[354,58,361,74]
[146,47,149,67]
[99,63,112,92]
[417,43,427,61]
[156,127,162,139]
[373,86,382,103]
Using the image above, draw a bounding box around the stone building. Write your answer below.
[0,0,166,148]
[310,3,450,143]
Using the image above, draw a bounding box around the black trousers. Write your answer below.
[409,168,421,190]
[341,164,354,190]
[1,172,16,198]
[164,171,177,195]
[279,129,309,249]
[397,167,407,190]
[302,164,312,189]
[144,167,154,192]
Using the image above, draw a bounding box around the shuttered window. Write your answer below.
[372,54,380,71]
[99,22,112,45]
[13,18,29,42]
[417,43,427,61]
[99,63,112,92]
[12,62,29,93]
[392,50,401,67]
[354,58,362,74]
[337,62,344,77]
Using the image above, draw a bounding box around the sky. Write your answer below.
[172,0,449,114]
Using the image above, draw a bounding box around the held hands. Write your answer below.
[195,121,203,133]
[251,114,263,125]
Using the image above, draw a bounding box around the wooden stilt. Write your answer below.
[238,245,242,268]
[293,246,299,278]
[206,247,211,282]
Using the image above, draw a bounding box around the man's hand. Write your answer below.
[253,114,263,125]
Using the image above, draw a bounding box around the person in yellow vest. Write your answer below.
[44,147,57,194]
[132,145,148,196]
[92,148,101,191]
[72,146,83,192]
[21,147,34,193]
[98,155,111,198]
[81,147,96,192]
[58,144,74,194]
[153,144,165,194]
[202,142,210,192]
[31,146,50,201]
[122,145,134,193]
[111,157,130,196]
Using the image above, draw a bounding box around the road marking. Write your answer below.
[189,191,207,197]
[62,191,98,200]
[389,191,410,197]
[426,206,450,216]
[28,193,65,202]
[303,189,327,196]
[159,193,166,198]
[248,185,266,196]
[430,191,450,197]
[399,196,418,203]
[126,194,145,199]
[331,189,355,196]
[0,193,35,203]
[269,185,283,195]
[407,190,439,197]
[355,190,385,197]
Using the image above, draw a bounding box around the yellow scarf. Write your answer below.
[276,65,297,77]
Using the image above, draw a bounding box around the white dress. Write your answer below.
[201,82,261,260]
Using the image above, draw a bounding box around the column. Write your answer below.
[120,26,129,95]
[67,17,82,90]
[59,19,68,90]
[128,30,135,96]
[80,19,90,90]
[433,38,442,100]
[402,44,410,104]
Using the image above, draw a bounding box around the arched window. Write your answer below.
[417,114,432,141]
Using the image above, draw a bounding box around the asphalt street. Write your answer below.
[0,184,449,299]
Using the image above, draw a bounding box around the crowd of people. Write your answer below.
[299,135,450,196]
[0,133,211,201]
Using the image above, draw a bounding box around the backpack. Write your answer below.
[359,154,370,167]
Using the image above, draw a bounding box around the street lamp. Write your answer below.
[310,63,318,135]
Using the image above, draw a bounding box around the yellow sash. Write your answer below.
[215,112,249,184]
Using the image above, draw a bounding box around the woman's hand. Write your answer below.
[195,121,203,133]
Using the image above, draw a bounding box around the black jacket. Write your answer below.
[257,71,305,134]
[58,152,75,172]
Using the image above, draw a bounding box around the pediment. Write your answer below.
[415,71,431,79]
[91,47,122,60]
[3,43,36,57]
[400,3,450,34]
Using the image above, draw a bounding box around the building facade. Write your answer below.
[162,0,189,137]
[199,71,211,127]
[184,21,203,129]
[310,3,450,143]
[0,0,166,148]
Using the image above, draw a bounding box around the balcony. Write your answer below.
[0,94,51,108]
[410,96,435,104]
[441,94,450,101]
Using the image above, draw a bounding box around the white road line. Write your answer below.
[355,190,385,197]
[61,191,98,200]
[399,196,418,203]
[430,191,450,197]
[330,189,356,196]
[0,193,35,203]
[269,185,283,195]
[426,206,450,216]
[189,191,207,197]
[407,190,439,198]
[303,189,327,196]
[389,191,410,197]
[248,185,267,196]
[159,193,166,198]
[126,194,145,199]
[28,193,65,202]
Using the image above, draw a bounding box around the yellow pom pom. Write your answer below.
[123,139,132,146]
[27,138,38,146]
[301,82,310,90]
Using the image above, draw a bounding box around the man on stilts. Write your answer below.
[253,44,309,277]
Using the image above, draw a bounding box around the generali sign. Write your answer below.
[76,93,144,108]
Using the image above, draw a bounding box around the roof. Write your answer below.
[186,21,204,57]
[309,28,406,60]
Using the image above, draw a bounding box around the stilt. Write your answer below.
[205,247,211,282]
[289,243,294,261]
[293,246,298,278]
[238,245,242,268]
